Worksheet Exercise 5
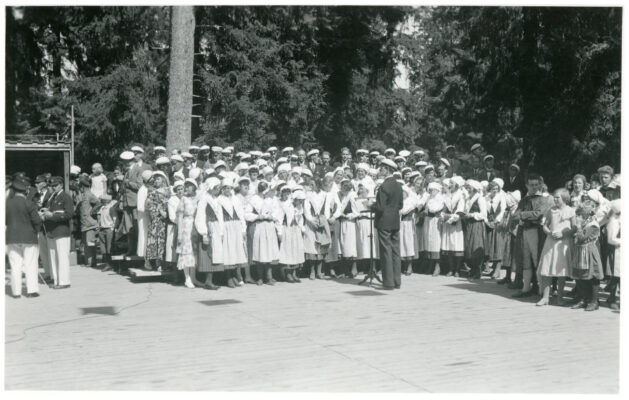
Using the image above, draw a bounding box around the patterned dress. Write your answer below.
[537,206,575,277]
[176,196,197,270]
[571,218,604,280]
[146,188,169,261]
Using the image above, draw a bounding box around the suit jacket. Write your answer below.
[372,176,403,231]
[476,168,501,182]
[6,194,42,244]
[123,162,151,208]
[43,190,75,239]
[504,173,526,195]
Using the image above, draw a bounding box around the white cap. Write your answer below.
[131,146,144,153]
[451,176,465,187]
[154,146,167,152]
[401,167,412,174]
[172,180,184,189]
[235,162,249,172]
[414,150,425,156]
[355,163,369,171]
[200,145,210,151]
[278,163,291,172]
[141,170,153,182]
[586,189,604,204]
[238,176,251,184]
[120,151,134,161]
[70,165,81,174]
[262,166,274,175]
[399,150,411,158]
[415,161,427,168]
[356,149,368,155]
[155,156,170,165]
[214,160,227,169]
[205,177,221,190]
[291,166,302,175]
[282,147,294,153]
[384,148,396,155]
[427,182,441,192]
[184,178,198,189]
[189,167,202,180]
[267,146,278,152]
[170,155,184,163]
[221,148,232,154]
[307,149,319,157]
[211,146,223,152]
[380,159,398,170]
[394,156,406,162]
[293,190,306,200]
[439,158,450,168]
[370,151,380,156]
[248,164,259,171]
[151,170,168,182]
[492,177,504,189]
[181,152,194,159]
[250,150,263,157]
[466,179,482,192]
[261,152,271,158]
[188,145,200,151]
[471,143,482,152]
[483,154,494,162]
[301,168,313,177]
[277,157,288,164]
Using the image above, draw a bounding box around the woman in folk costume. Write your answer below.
[278,186,306,282]
[246,181,281,285]
[323,174,342,277]
[355,183,379,271]
[536,188,576,306]
[606,199,621,310]
[399,184,417,275]
[176,179,201,288]
[145,171,170,271]
[462,179,487,279]
[410,173,427,273]
[497,190,521,286]
[165,181,183,266]
[569,199,605,311]
[441,176,466,277]
[485,180,507,279]
[195,177,224,290]
[334,178,360,278]
[136,169,153,258]
[422,181,444,276]
[235,176,257,285]
[304,179,331,280]
[218,177,249,288]
[353,163,376,198]
[330,167,345,196]
[570,174,587,208]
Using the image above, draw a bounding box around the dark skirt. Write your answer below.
[464,220,486,261]
[486,226,506,262]
[197,237,224,272]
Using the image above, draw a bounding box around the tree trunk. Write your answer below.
[166,6,195,152]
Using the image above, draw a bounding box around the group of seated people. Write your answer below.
[5,142,621,312]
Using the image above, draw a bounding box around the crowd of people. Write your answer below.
[5,142,621,311]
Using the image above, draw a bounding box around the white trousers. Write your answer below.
[47,236,71,286]
[137,211,149,257]
[7,243,40,296]
[38,232,51,278]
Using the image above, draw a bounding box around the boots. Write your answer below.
[585,282,599,311]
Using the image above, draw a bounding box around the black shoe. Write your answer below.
[394,285,400,289]
[245,278,256,285]
[293,276,302,283]
[570,300,586,309]
[266,279,276,286]
[382,286,395,290]
[497,277,510,285]
[203,283,220,290]
[585,302,599,311]
[102,265,113,272]
[25,292,40,298]
[11,294,21,299]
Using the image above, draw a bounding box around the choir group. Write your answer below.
[5,143,621,311]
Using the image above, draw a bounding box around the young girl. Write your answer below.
[323,175,341,277]
[570,174,587,208]
[412,175,427,274]
[218,178,248,288]
[485,181,506,279]
[278,187,306,282]
[400,185,417,275]
[248,181,281,285]
[463,179,487,280]
[304,179,331,279]
[195,177,224,290]
[422,182,444,276]
[335,179,360,278]
[497,191,521,285]
[536,188,576,306]
[606,199,621,310]
[441,176,465,277]
[570,199,605,311]
[145,172,170,271]
[176,179,200,288]
[136,170,153,258]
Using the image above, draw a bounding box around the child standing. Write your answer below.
[176,179,200,288]
[195,177,225,290]
[570,199,605,311]
[441,176,466,277]
[97,194,118,272]
[400,185,417,275]
[278,189,306,282]
[536,188,576,306]
[423,182,444,276]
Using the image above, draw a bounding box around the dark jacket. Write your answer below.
[600,184,620,201]
[43,190,75,239]
[372,176,403,231]
[6,194,42,245]
[504,173,527,195]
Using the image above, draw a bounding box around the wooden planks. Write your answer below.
[4,265,620,392]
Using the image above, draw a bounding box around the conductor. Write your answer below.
[370,159,403,290]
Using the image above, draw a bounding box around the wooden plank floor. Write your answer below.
[4,264,619,392]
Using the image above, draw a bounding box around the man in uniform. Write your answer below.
[42,176,74,289]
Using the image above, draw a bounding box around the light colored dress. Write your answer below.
[486,192,507,261]
[304,191,331,260]
[606,214,621,278]
[335,192,359,259]
[414,191,428,256]
[278,200,305,266]
[421,195,444,259]
[248,195,281,264]
[176,196,197,269]
[441,189,465,256]
[136,185,149,257]
[324,192,341,263]
[218,194,248,269]
[400,194,417,260]
[194,193,225,272]
[537,206,575,277]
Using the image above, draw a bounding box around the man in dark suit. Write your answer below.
[370,159,403,290]
[41,176,75,289]
[477,154,501,182]
[504,163,526,195]
[33,174,53,282]
[120,150,150,256]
